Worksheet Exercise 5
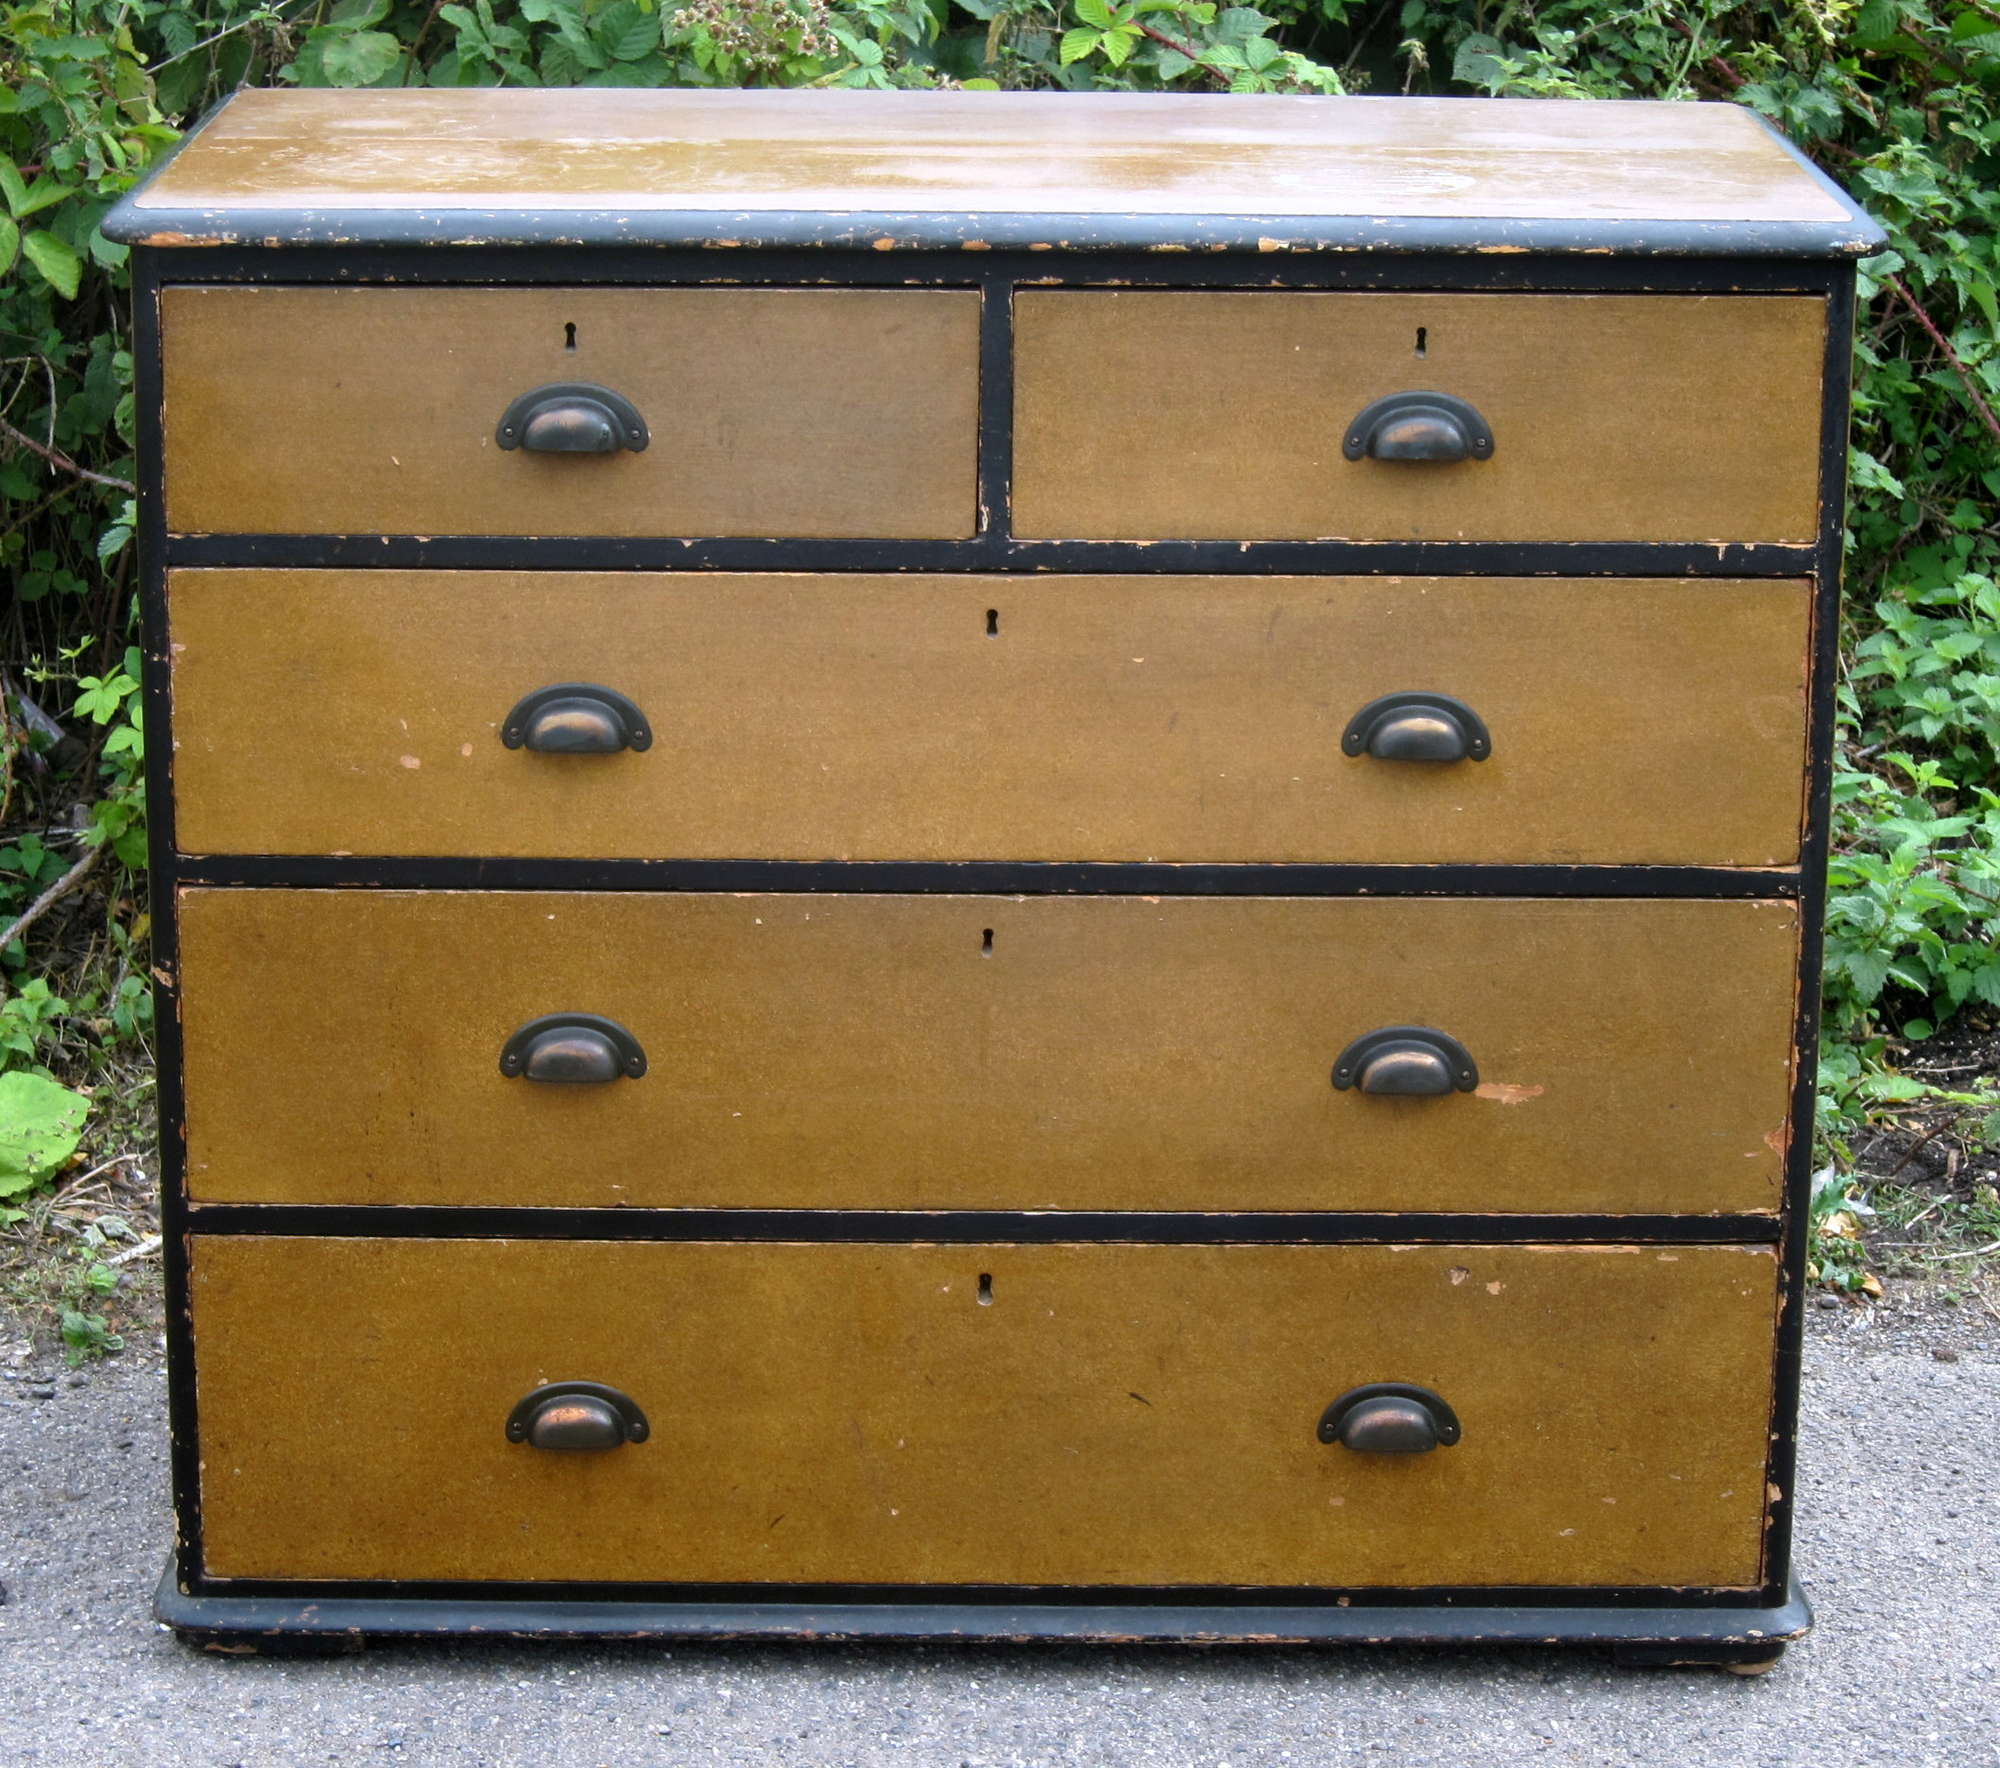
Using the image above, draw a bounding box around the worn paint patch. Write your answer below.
[1474,1081,1545,1105]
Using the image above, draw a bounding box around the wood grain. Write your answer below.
[130,89,1852,226]
[166,570,1810,866]
[160,286,980,538]
[1013,292,1825,543]
[176,891,1799,1213]
[189,1236,1778,1588]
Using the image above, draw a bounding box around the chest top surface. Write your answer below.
[105,87,1880,257]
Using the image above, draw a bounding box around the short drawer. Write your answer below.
[167,570,1810,866]
[177,891,1797,1213]
[190,1237,1778,1588]
[158,286,980,538]
[1013,292,1825,543]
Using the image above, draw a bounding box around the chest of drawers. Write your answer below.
[105,88,1881,1665]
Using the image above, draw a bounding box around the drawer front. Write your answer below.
[168,570,1810,866]
[1014,292,1825,543]
[190,1237,1777,1587]
[159,287,980,538]
[177,891,1797,1213]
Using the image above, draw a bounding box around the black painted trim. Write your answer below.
[133,251,205,1590]
[170,855,1808,897]
[132,232,1849,1635]
[131,240,1851,292]
[184,1206,1783,1245]
[163,532,1820,576]
[155,1561,1814,1647]
[1757,263,1860,1606]
[105,195,1883,259]
[976,274,1013,543]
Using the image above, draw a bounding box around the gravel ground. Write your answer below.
[1,1301,1994,1768]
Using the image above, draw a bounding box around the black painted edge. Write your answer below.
[130,240,1846,292]
[976,273,1013,543]
[1745,111,1890,255]
[133,249,205,1591]
[154,1560,1813,1646]
[1757,260,1859,1604]
[162,533,1822,575]
[171,857,1806,897]
[183,1206,1784,1244]
[133,235,1848,1618]
[103,196,1883,258]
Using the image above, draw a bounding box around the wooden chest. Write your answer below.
[105,89,1881,1664]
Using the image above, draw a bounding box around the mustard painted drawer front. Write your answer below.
[176,890,1798,1214]
[190,1237,1779,1588]
[1013,292,1826,543]
[158,286,982,539]
[167,570,1811,867]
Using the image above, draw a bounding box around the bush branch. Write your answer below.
[0,841,101,968]
[1135,20,1234,86]
[1885,273,2000,449]
[0,417,136,494]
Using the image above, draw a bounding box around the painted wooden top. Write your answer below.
[105,87,1882,256]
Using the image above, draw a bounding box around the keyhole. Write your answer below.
[981,928,994,956]
[564,322,577,352]
[1414,327,1427,358]
[985,608,999,637]
[977,1273,994,1306]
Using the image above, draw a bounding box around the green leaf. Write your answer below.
[1845,948,1892,1002]
[22,229,81,299]
[595,2,661,60]
[13,177,76,220]
[321,30,406,86]
[1059,26,1103,61]
[1860,1072,1929,1100]
[0,214,17,277]
[0,157,26,216]
[1074,0,1116,26]
[0,1072,87,1198]
[1451,30,1509,86]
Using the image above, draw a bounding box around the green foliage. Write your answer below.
[4,0,1998,1211]
[0,1069,88,1199]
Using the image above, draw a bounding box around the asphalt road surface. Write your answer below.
[2,1303,1994,1768]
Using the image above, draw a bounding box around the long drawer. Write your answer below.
[1014,291,1826,542]
[166,570,1810,865]
[158,286,982,538]
[190,1237,1778,1588]
[176,890,1798,1213]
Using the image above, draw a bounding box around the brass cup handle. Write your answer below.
[1342,691,1490,764]
[1317,1384,1461,1454]
[1342,391,1494,463]
[506,1381,650,1451]
[496,382,650,454]
[1332,1026,1478,1096]
[499,1013,648,1083]
[501,684,652,755]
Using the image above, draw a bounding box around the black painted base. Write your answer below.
[156,1562,1810,1665]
